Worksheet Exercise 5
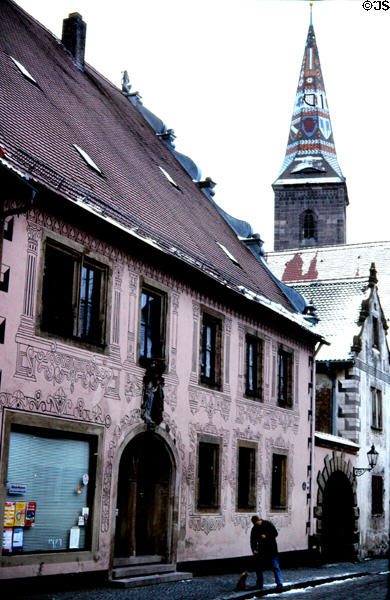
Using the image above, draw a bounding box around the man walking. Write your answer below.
[250,515,283,591]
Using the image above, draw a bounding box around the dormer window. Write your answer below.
[158,166,180,190]
[73,144,101,174]
[10,56,37,84]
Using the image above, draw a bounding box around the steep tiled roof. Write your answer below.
[274,22,344,185]
[265,241,390,323]
[0,0,307,318]
[291,279,369,361]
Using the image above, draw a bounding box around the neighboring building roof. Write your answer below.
[0,0,318,329]
[274,22,344,185]
[265,241,390,324]
[291,278,370,361]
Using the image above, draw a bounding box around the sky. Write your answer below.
[14,0,390,252]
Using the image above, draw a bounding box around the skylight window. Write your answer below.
[10,56,37,84]
[73,144,102,174]
[158,166,180,190]
[216,242,240,267]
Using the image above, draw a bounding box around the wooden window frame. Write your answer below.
[371,474,384,515]
[245,334,263,399]
[271,452,288,511]
[196,436,221,512]
[200,312,222,389]
[139,285,167,366]
[371,387,383,430]
[277,348,293,408]
[40,239,108,348]
[236,442,257,512]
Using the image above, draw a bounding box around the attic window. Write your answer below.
[10,56,37,84]
[73,144,102,174]
[158,166,180,190]
[216,242,240,267]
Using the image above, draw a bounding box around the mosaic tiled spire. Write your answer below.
[276,16,344,183]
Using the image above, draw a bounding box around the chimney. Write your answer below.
[62,13,86,68]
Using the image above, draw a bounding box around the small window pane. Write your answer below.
[278,350,292,407]
[271,454,287,509]
[372,475,383,515]
[197,442,220,510]
[42,245,75,337]
[237,446,256,511]
[140,289,164,360]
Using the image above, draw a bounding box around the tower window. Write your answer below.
[302,210,317,240]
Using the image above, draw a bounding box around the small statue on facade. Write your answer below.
[141,360,165,427]
[121,70,131,96]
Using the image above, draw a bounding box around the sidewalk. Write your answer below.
[9,557,389,600]
[210,557,389,600]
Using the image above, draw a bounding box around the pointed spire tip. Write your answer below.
[310,1,313,27]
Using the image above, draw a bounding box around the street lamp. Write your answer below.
[353,445,379,478]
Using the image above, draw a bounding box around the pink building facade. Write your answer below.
[0,1,322,582]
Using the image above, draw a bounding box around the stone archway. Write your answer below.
[113,425,180,565]
[314,451,359,561]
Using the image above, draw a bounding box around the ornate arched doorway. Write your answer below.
[114,430,177,562]
[322,471,355,561]
[315,452,359,561]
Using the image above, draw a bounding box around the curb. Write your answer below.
[212,570,372,600]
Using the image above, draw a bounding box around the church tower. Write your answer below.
[273,9,348,251]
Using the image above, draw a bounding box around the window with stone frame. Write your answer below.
[237,444,257,512]
[371,387,383,430]
[200,312,222,388]
[197,439,220,511]
[372,316,380,349]
[139,286,166,364]
[271,453,287,510]
[303,210,317,240]
[245,334,263,399]
[277,348,293,408]
[41,241,108,346]
[371,474,384,515]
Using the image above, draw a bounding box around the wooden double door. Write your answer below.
[115,432,173,560]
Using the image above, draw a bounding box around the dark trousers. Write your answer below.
[253,554,283,588]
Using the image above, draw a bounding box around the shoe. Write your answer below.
[275,584,284,591]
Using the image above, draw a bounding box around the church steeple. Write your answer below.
[273,8,349,251]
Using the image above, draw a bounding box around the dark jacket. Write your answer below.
[250,520,279,559]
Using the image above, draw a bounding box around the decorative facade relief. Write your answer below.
[187,421,229,535]
[110,263,123,361]
[0,387,112,428]
[125,269,139,365]
[190,301,200,383]
[14,342,119,399]
[188,385,231,422]
[235,399,299,434]
[224,317,232,391]
[169,292,180,374]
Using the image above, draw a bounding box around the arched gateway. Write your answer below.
[114,426,179,564]
[315,452,359,561]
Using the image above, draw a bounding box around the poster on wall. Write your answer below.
[3,501,16,527]
[12,527,24,551]
[2,527,13,553]
[25,502,37,527]
[14,502,26,527]
[69,526,80,549]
